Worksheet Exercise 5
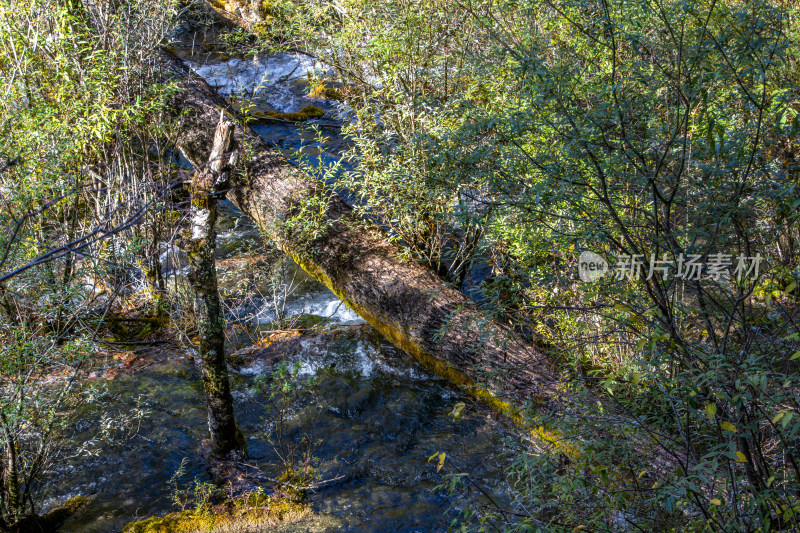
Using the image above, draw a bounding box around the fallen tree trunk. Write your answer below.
[161,52,556,412]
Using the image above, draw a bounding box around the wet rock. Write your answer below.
[252,104,325,122]
[11,496,90,533]
[186,53,331,112]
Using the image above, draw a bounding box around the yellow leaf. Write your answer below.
[720,421,737,432]
[436,452,446,472]
[772,412,786,425]
[573,527,587,532]
[451,402,466,421]
[736,451,747,463]
[710,498,722,506]
[705,403,717,421]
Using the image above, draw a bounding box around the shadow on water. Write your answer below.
[51,333,516,532]
[232,328,515,532]
[46,359,212,532]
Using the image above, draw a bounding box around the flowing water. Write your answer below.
[43,52,517,532]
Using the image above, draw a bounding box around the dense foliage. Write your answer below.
[1,0,798,530]
[268,0,800,530]
[0,0,180,524]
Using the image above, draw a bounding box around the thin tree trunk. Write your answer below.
[186,111,246,457]
[0,412,20,519]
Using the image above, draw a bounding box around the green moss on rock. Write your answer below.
[275,468,309,501]
[255,105,325,122]
[62,496,91,514]
[122,494,305,533]
[310,83,342,101]
[10,495,91,532]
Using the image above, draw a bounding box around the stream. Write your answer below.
[42,52,518,532]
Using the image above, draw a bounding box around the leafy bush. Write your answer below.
[274,0,800,529]
[0,0,181,524]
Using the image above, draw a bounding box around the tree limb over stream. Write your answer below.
[161,51,556,413]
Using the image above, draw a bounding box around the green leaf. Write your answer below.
[705,403,717,422]
[790,350,800,361]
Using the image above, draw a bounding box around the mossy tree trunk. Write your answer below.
[186,111,246,457]
[1,411,21,523]
[163,52,556,420]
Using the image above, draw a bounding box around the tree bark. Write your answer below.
[162,52,556,417]
[186,111,246,457]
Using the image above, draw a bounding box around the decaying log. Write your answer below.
[161,52,556,415]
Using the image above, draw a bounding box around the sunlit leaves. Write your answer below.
[428,451,446,472]
[268,0,800,529]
